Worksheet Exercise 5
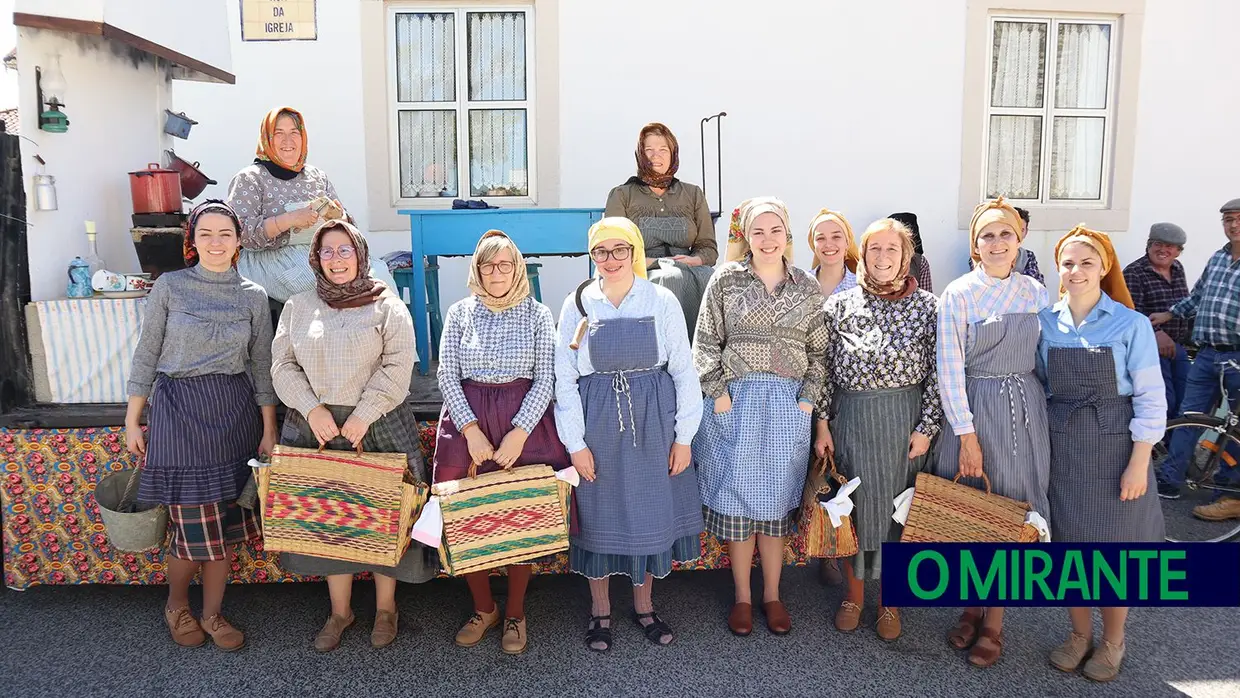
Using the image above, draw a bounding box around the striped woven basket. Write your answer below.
[434,464,572,576]
[799,452,859,559]
[900,472,1041,544]
[256,444,428,567]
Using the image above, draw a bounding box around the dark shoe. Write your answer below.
[728,602,753,636]
[633,611,674,646]
[1157,481,1182,499]
[762,600,791,635]
[585,615,612,652]
[819,558,844,586]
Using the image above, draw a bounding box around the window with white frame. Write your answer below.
[390,8,533,201]
[984,16,1116,204]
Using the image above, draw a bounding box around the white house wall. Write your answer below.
[170,0,1238,318]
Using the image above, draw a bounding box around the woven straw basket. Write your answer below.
[900,471,1040,544]
[799,452,859,559]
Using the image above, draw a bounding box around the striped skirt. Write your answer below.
[831,384,926,580]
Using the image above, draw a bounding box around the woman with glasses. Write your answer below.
[431,230,571,656]
[271,221,436,652]
[554,217,704,652]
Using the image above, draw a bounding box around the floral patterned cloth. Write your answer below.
[817,287,943,438]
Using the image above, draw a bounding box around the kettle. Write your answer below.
[67,257,92,298]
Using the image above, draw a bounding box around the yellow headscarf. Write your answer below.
[466,230,531,312]
[725,196,795,263]
[1053,225,1135,310]
[807,208,860,273]
[968,196,1024,263]
[587,217,648,279]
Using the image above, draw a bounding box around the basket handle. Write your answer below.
[952,470,992,495]
[813,451,849,487]
[317,442,365,456]
[466,460,512,479]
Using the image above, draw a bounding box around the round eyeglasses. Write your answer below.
[318,245,355,260]
[479,261,516,276]
[590,245,633,263]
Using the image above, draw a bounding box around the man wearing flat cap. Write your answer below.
[1123,222,1193,419]
[1152,198,1240,522]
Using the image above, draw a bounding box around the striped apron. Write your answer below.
[933,313,1051,518]
[1046,346,1166,542]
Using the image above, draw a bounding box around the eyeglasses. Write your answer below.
[590,245,633,263]
[318,245,355,260]
[479,261,516,276]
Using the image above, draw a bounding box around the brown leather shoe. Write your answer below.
[1082,639,1125,682]
[202,614,246,652]
[819,559,844,586]
[164,606,206,648]
[834,600,862,632]
[371,610,399,648]
[727,602,753,636]
[501,617,528,655]
[947,609,983,650]
[763,600,791,635]
[454,606,500,647]
[876,607,902,642]
[1193,497,1240,521]
[968,626,1004,668]
[314,613,355,653]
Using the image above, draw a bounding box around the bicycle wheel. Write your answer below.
[1155,416,1240,543]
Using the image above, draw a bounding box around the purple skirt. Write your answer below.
[139,373,262,506]
[432,379,572,483]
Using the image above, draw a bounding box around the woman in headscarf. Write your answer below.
[933,196,1052,668]
[228,107,398,307]
[1038,226,1164,683]
[433,230,571,656]
[808,208,860,298]
[604,122,718,333]
[554,217,704,652]
[817,217,942,641]
[694,197,828,637]
[965,207,1045,285]
[271,221,436,652]
[888,212,934,293]
[125,200,276,651]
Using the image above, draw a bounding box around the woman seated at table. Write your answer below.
[432,230,572,656]
[604,122,718,333]
[125,199,277,652]
[554,217,704,652]
[227,106,397,307]
[271,221,436,652]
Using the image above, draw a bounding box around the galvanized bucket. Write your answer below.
[94,468,168,552]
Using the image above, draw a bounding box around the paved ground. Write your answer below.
[1,566,1236,698]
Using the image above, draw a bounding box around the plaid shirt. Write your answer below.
[1171,245,1240,348]
[1122,256,1192,345]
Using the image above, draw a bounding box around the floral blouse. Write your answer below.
[817,287,943,437]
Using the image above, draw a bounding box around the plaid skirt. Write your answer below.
[703,506,798,541]
[167,502,261,562]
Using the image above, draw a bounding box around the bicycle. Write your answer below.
[1154,358,1240,543]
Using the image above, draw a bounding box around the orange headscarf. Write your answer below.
[807,208,859,273]
[968,196,1024,263]
[1053,225,1135,309]
[255,107,307,172]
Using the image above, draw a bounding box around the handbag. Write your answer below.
[254,444,429,567]
[899,471,1041,544]
[799,452,859,559]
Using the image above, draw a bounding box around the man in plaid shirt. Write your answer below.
[1123,222,1193,417]
[1153,198,1240,522]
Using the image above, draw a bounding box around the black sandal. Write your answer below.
[585,615,612,652]
[634,611,675,646]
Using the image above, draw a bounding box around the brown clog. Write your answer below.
[728,602,753,636]
[968,626,1004,668]
[947,609,983,650]
[763,600,791,635]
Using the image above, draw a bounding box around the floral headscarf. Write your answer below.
[184,199,241,267]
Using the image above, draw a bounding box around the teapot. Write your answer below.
[67,257,92,298]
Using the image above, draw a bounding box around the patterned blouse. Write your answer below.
[437,295,556,434]
[271,290,415,426]
[693,256,829,405]
[937,265,1050,435]
[818,287,943,437]
[227,164,340,250]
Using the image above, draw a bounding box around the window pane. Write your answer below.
[986,115,1042,199]
[1055,23,1110,109]
[398,110,458,198]
[469,109,527,197]
[990,21,1046,108]
[468,12,526,101]
[1050,117,1104,200]
[395,13,455,102]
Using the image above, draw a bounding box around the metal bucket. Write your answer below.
[94,469,168,552]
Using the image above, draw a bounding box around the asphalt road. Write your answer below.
[1,567,1236,698]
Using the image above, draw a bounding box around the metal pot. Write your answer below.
[128,163,183,214]
[164,150,217,200]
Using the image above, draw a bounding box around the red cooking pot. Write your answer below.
[165,150,218,200]
[128,163,183,214]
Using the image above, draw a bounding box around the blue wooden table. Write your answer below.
[398,208,605,374]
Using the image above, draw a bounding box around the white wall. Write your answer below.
[18,27,175,301]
